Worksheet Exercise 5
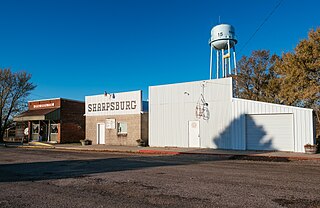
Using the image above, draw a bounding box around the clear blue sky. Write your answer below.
[0,0,319,101]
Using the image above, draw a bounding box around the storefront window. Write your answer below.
[51,124,58,134]
[117,122,127,135]
[32,124,39,134]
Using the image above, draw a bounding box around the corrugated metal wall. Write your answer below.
[149,78,314,152]
[232,98,314,152]
[149,78,233,148]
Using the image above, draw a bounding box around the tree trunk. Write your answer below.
[0,129,4,143]
[315,111,320,138]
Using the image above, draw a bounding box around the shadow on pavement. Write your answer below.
[0,154,227,183]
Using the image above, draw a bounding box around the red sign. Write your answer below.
[33,103,55,108]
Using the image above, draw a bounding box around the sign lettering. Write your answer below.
[87,101,137,112]
[85,90,142,116]
[33,103,55,108]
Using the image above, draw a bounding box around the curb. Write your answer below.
[230,154,320,162]
[6,144,320,162]
[138,149,181,155]
[55,147,139,154]
[138,150,236,158]
[17,145,55,149]
[139,149,320,161]
[28,141,54,147]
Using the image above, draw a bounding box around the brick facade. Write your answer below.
[86,113,147,146]
[141,113,149,145]
[60,99,85,143]
[14,98,84,144]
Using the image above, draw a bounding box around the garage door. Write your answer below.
[246,114,294,151]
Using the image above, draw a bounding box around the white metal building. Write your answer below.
[149,78,314,152]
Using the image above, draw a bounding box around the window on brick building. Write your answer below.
[32,124,39,134]
[117,122,127,135]
[51,124,58,134]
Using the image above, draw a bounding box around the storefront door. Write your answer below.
[50,123,59,142]
[97,123,105,144]
[31,122,40,141]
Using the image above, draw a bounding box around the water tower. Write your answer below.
[209,24,237,79]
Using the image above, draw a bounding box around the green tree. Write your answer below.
[275,28,320,137]
[233,50,280,103]
[0,69,36,142]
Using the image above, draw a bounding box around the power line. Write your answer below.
[238,0,284,55]
[29,93,49,100]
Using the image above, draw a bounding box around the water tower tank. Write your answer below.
[210,24,237,50]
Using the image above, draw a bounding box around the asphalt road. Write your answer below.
[0,148,319,208]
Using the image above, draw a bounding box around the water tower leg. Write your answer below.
[228,40,231,76]
[209,45,213,80]
[225,60,227,78]
[222,49,225,77]
[216,50,219,79]
[233,46,237,75]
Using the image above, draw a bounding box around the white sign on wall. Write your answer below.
[106,119,116,129]
[85,90,142,116]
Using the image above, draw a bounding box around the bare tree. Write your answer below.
[0,69,36,142]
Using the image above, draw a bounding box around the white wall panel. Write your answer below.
[232,98,314,152]
[246,114,294,151]
[149,78,314,153]
[149,78,233,148]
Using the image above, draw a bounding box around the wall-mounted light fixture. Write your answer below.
[104,91,115,99]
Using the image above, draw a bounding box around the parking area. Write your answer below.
[0,148,319,207]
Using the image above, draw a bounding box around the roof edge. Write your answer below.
[28,98,84,103]
[233,98,313,111]
[149,77,232,88]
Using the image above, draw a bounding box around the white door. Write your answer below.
[246,114,294,151]
[97,123,105,144]
[188,120,200,147]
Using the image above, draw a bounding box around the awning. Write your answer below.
[13,108,60,122]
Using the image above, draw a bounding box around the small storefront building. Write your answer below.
[13,98,85,143]
[85,90,148,146]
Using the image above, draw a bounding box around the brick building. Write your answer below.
[85,90,148,146]
[14,98,85,143]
